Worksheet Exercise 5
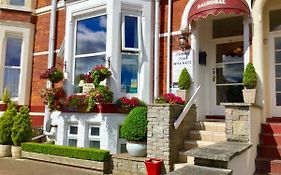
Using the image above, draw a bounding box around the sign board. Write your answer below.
[171,50,193,89]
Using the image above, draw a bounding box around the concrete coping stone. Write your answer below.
[220,103,262,109]
[112,153,147,162]
[169,164,232,175]
[185,141,252,162]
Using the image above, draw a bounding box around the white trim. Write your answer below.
[159,31,181,38]
[29,112,45,116]
[35,1,65,15]
[33,49,60,56]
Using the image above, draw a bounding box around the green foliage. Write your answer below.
[21,142,110,162]
[2,87,10,104]
[88,85,113,104]
[178,68,191,90]
[11,106,32,146]
[0,102,17,145]
[121,107,148,142]
[243,63,257,89]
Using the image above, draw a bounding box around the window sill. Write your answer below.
[0,5,33,13]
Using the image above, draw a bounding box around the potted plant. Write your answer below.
[64,94,91,112]
[11,106,32,159]
[91,65,112,87]
[0,102,17,157]
[155,93,185,105]
[40,87,65,111]
[176,68,192,102]
[0,87,10,111]
[116,97,146,113]
[40,67,64,83]
[87,85,113,104]
[242,63,257,104]
[80,72,94,93]
[121,107,148,157]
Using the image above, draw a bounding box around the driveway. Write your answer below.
[0,157,102,175]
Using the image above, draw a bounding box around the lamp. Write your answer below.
[179,32,191,50]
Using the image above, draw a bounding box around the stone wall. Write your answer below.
[111,154,147,175]
[225,105,250,142]
[147,104,197,173]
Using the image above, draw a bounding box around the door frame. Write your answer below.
[269,32,281,116]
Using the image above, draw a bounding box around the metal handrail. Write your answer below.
[174,86,201,129]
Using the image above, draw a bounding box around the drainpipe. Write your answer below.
[154,0,160,99]
[166,0,172,93]
[43,0,57,132]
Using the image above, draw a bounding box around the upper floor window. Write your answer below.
[270,9,281,32]
[10,0,25,6]
[122,13,141,51]
[4,37,22,98]
[74,15,107,92]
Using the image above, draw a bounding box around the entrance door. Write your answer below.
[211,41,244,114]
[270,35,281,116]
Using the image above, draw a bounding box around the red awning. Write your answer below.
[188,0,250,23]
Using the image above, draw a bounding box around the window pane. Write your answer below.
[76,15,107,55]
[275,37,281,50]
[276,79,281,92]
[213,16,243,38]
[270,9,281,32]
[69,126,78,135]
[216,85,243,105]
[5,38,22,66]
[10,0,25,6]
[74,55,105,89]
[89,141,100,149]
[276,51,281,63]
[121,144,127,153]
[4,68,20,98]
[276,65,281,78]
[216,64,244,84]
[121,54,138,93]
[68,139,77,147]
[90,127,99,136]
[125,16,139,49]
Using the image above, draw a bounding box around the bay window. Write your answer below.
[74,15,107,92]
[4,37,22,99]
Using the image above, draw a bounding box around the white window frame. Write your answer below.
[3,33,23,101]
[121,12,142,52]
[72,12,107,87]
[88,124,101,149]
[67,124,78,147]
[117,125,127,153]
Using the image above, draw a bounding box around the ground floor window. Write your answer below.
[67,125,78,147]
[88,125,100,149]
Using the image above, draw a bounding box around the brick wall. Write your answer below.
[0,9,36,24]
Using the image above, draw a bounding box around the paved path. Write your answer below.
[0,157,101,175]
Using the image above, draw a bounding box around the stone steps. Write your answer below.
[170,164,232,175]
[194,121,225,132]
[189,130,226,142]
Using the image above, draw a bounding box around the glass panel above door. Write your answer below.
[270,9,281,32]
[213,16,243,38]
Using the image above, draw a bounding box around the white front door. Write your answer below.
[270,34,281,116]
[210,40,244,115]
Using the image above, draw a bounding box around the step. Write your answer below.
[258,145,281,159]
[169,164,232,175]
[206,115,225,120]
[267,117,281,123]
[179,150,194,163]
[262,123,281,134]
[174,163,188,170]
[260,134,281,145]
[194,121,225,132]
[256,158,281,174]
[189,130,226,142]
[184,140,215,150]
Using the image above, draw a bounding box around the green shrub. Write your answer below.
[121,107,148,142]
[243,63,257,89]
[178,68,191,90]
[0,102,17,145]
[2,87,10,104]
[12,106,32,146]
[21,142,110,162]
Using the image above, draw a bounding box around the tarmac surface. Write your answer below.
[0,157,101,175]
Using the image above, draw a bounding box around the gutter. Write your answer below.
[43,0,58,132]
[166,0,172,93]
[154,0,160,99]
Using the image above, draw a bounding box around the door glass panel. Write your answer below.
[275,51,281,63]
[276,65,281,77]
[216,42,244,105]
[275,37,281,50]
[275,37,281,106]
[276,79,281,92]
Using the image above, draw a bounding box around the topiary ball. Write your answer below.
[121,107,147,142]
[243,63,257,89]
[178,68,191,90]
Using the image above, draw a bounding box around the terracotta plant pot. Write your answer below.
[176,89,190,102]
[243,89,256,104]
[0,145,11,157]
[11,146,21,159]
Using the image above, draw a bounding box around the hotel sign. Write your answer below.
[197,0,226,9]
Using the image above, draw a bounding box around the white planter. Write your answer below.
[243,89,256,104]
[176,89,189,102]
[126,142,147,157]
[82,83,94,93]
[0,145,11,157]
[11,146,21,159]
